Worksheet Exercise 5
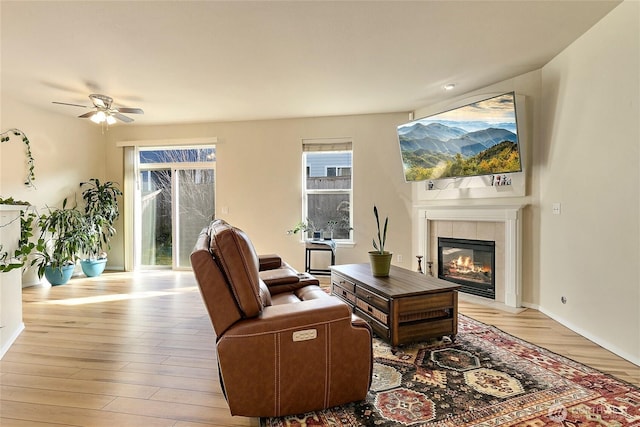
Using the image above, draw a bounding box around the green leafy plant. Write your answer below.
[31,198,86,278]
[0,201,37,273]
[80,178,122,259]
[287,218,317,235]
[372,205,388,254]
[0,128,36,188]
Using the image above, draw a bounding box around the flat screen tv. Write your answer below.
[397,92,522,182]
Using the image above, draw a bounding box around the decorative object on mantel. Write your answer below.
[368,205,392,277]
[261,314,640,427]
[416,255,423,273]
[491,174,513,186]
[0,128,36,188]
[427,260,434,276]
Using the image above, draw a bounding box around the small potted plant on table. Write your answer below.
[368,205,392,277]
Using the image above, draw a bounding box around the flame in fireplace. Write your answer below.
[456,255,471,268]
[450,256,490,275]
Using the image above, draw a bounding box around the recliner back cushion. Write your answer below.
[208,220,263,318]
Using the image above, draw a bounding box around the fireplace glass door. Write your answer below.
[438,237,495,298]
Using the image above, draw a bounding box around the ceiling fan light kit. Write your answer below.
[53,93,144,126]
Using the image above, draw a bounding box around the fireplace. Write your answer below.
[438,237,495,299]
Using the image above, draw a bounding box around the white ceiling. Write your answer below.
[1,1,620,126]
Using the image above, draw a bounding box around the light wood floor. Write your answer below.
[1,271,637,426]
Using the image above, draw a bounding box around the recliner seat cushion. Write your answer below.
[208,220,263,318]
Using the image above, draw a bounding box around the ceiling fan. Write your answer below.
[53,94,144,124]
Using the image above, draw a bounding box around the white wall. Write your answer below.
[1,96,101,204]
[107,113,413,273]
[1,95,106,281]
[538,0,639,364]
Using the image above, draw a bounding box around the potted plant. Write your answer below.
[369,205,392,277]
[31,199,85,285]
[79,178,122,277]
[287,218,321,240]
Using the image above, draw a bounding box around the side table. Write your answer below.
[305,240,336,276]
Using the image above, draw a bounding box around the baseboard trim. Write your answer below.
[538,306,639,367]
[459,292,527,314]
[0,322,25,360]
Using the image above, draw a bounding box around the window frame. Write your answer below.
[302,143,353,243]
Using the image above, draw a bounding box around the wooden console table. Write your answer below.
[331,263,460,346]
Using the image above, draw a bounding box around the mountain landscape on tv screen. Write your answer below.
[399,119,520,181]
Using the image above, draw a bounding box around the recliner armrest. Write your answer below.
[259,267,299,287]
[223,297,355,336]
[259,265,320,295]
[258,253,283,271]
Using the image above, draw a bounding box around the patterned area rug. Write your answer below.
[261,315,640,426]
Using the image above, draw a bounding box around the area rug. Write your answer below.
[261,314,640,426]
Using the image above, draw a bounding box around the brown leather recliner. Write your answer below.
[190,219,372,417]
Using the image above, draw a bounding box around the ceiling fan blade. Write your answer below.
[116,107,144,114]
[113,112,134,123]
[78,111,95,118]
[53,101,88,108]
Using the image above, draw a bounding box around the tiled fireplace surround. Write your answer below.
[417,207,523,308]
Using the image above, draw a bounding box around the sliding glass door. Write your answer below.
[176,168,215,267]
[137,147,215,269]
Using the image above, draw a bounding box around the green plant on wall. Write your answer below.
[0,198,36,273]
[0,128,36,188]
[0,128,36,273]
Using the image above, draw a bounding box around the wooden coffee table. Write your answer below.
[331,263,460,346]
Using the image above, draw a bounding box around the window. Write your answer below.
[303,139,352,240]
[326,166,351,177]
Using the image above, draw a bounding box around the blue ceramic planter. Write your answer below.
[44,264,75,286]
[80,259,107,277]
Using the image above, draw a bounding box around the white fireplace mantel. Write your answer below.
[416,205,525,308]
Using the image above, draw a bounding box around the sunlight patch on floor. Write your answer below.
[37,286,200,306]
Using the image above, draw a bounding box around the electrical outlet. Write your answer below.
[552,203,561,215]
[397,254,403,263]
